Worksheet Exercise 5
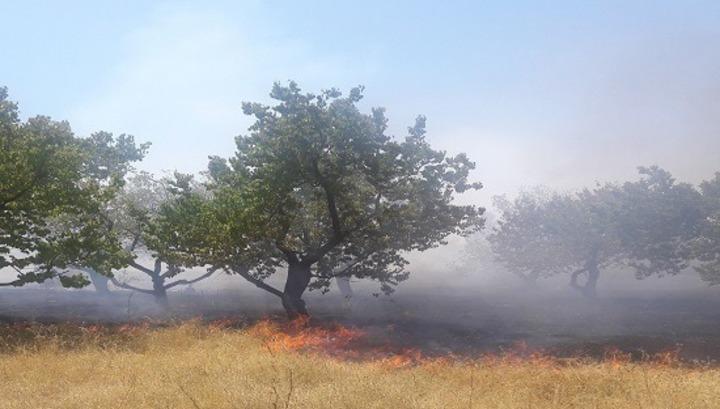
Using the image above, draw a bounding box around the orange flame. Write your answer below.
[242,318,687,369]
[248,317,365,354]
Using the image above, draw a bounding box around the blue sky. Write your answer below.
[2,1,719,203]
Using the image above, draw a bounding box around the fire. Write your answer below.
[239,318,688,369]
[248,317,365,355]
[244,317,446,368]
[0,318,690,369]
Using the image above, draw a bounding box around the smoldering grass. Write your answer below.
[0,320,719,408]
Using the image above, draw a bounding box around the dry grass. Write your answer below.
[0,321,718,409]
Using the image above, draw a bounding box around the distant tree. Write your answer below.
[487,188,578,286]
[165,82,484,318]
[105,173,216,307]
[488,167,703,297]
[613,167,704,281]
[0,87,147,288]
[691,173,720,285]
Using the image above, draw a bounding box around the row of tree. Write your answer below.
[4,82,718,314]
[0,83,484,317]
[486,167,720,296]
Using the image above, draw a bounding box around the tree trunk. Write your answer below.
[582,263,600,298]
[87,270,110,294]
[152,275,169,308]
[282,261,312,319]
[570,260,601,298]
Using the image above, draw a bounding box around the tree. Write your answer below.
[0,87,147,288]
[613,166,704,281]
[106,172,216,307]
[488,188,581,287]
[168,82,484,318]
[487,167,703,297]
[692,172,720,285]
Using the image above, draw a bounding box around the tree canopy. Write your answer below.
[487,167,704,297]
[93,172,216,306]
[0,87,147,287]
[167,82,484,316]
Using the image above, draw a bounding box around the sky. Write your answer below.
[2,0,719,205]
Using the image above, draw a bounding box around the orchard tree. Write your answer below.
[171,82,484,317]
[488,188,583,286]
[488,167,703,297]
[614,166,704,280]
[0,87,147,287]
[692,172,720,285]
[105,172,216,307]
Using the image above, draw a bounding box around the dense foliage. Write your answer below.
[99,172,215,306]
[166,82,484,316]
[0,87,147,287]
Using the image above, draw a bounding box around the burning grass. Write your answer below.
[0,319,718,408]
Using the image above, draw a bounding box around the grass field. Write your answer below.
[0,320,718,409]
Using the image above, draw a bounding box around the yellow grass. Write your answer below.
[0,322,718,409]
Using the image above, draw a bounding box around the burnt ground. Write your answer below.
[1,283,719,363]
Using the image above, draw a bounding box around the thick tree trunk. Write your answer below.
[282,262,312,319]
[582,263,600,298]
[88,270,110,294]
[570,254,601,298]
[152,275,169,308]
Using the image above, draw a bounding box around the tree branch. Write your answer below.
[160,264,182,279]
[306,235,344,264]
[314,251,377,278]
[164,268,217,289]
[226,266,283,298]
[124,232,142,252]
[0,279,23,287]
[301,158,350,264]
[129,260,155,276]
[109,277,155,295]
[312,159,342,236]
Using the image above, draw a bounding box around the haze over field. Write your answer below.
[3,3,720,408]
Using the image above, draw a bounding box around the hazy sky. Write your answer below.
[2,1,719,204]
